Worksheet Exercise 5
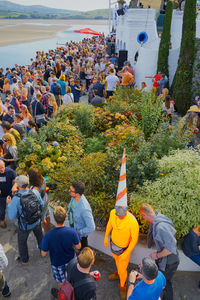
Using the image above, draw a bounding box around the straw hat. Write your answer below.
[187,105,200,113]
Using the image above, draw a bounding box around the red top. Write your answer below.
[153,74,161,88]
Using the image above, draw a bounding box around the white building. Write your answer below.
[115,8,200,90]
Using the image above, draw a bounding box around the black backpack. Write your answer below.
[47,104,54,118]
[53,83,61,95]
[17,189,42,229]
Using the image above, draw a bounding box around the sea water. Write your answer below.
[0,23,108,69]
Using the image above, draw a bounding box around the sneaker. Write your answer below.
[2,291,11,298]
[2,281,11,297]
[16,256,29,265]
[0,221,7,229]
[51,288,59,298]
[108,270,119,280]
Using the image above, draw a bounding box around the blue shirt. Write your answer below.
[128,271,166,300]
[40,226,80,267]
[57,80,66,96]
[182,229,200,257]
[8,188,44,231]
[69,84,80,103]
[68,194,95,238]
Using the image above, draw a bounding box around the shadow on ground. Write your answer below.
[0,216,199,300]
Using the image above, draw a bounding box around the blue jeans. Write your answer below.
[189,255,200,266]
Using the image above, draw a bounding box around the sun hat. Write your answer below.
[187,105,200,113]
[15,175,29,187]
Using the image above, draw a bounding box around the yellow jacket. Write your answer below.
[104,209,139,254]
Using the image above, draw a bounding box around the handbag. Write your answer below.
[34,102,45,124]
[110,238,128,256]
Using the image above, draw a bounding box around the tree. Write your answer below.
[157,0,173,78]
[172,0,197,115]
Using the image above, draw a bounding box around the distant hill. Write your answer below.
[66,9,109,20]
[0,1,109,19]
[0,0,80,14]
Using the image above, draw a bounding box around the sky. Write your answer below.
[8,0,127,12]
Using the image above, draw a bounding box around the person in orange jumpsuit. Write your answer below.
[104,206,139,299]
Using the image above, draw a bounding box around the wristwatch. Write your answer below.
[128,280,135,286]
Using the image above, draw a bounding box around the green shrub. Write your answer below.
[72,103,96,137]
[111,87,142,113]
[137,92,163,140]
[172,0,197,115]
[127,143,160,190]
[130,149,200,238]
[49,152,110,204]
[85,135,106,153]
[196,62,200,69]
[157,0,173,78]
[150,125,186,158]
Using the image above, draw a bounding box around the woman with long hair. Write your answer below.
[63,86,74,104]
[28,168,50,234]
[1,133,18,169]
[54,61,62,79]
[48,93,57,117]
[27,120,39,137]
[162,95,175,122]
[57,74,66,98]
[11,88,21,113]
[21,105,32,128]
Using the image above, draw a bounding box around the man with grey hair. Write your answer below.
[140,204,179,300]
[7,175,44,264]
[127,257,166,300]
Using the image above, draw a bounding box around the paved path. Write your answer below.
[0,216,199,300]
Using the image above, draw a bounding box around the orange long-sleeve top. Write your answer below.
[105,209,139,251]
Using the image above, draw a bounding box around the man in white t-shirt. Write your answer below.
[105,69,119,98]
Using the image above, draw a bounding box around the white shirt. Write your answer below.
[105,74,119,91]
[63,93,74,103]
[162,102,175,115]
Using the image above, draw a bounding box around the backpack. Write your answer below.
[17,189,42,229]
[57,281,75,300]
[66,258,96,299]
[53,83,61,95]
[47,104,54,118]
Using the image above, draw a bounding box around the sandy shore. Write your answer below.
[0,19,108,46]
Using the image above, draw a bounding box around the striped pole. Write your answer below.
[115,148,127,207]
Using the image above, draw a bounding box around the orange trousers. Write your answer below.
[112,251,131,287]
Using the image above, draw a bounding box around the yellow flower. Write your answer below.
[19,162,26,169]
[115,113,121,119]
[33,144,41,152]
[160,173,164,176]
[46,145,53,153]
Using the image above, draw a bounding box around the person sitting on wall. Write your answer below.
[182,225,200,288]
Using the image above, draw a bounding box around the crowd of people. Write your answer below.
[0,33,199,300]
